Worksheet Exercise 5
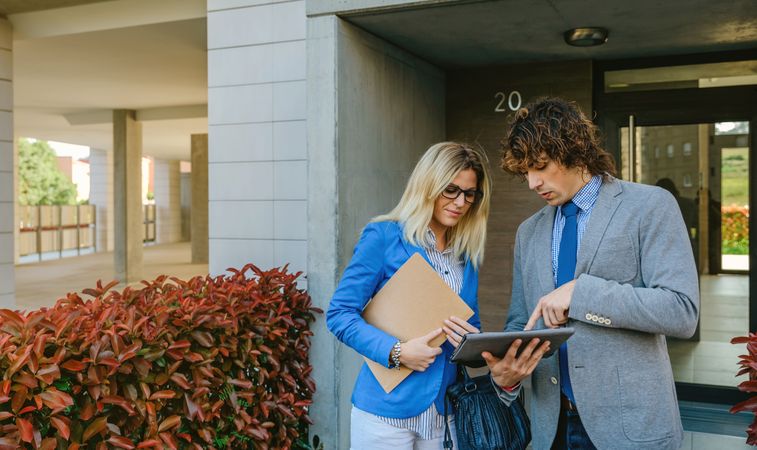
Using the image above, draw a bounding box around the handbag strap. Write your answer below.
[443,391,453,449]
[442,365,472,449]
[459,365,472,383]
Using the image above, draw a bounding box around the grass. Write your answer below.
[721,147,749,206]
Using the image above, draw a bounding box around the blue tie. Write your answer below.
[557,201,578,404]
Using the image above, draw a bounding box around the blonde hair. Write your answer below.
[372,142,492,268]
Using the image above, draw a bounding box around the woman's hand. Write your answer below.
[443,316,480,348]
[399,328,444,372]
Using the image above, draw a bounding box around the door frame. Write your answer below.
[593,49,757,406]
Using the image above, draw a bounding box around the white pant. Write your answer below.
[350,406,459,450]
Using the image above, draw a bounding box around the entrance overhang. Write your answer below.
[310,0,757,68]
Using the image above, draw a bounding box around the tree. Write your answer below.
[18,138,77,205]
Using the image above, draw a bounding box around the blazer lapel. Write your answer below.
[533,206,557,294]
[576,179,623,274]
[460,258,476,300]
[398,230,432,265]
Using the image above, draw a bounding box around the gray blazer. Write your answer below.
[506,178,699,450]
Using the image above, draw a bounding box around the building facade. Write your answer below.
[1,0,756,448]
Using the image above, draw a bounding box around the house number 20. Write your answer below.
[494,91,522,112]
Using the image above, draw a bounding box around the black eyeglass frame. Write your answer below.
[441,184,483,205]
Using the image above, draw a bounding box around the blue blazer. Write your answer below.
[327,221,481,418]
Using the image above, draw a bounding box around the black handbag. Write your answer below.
[443,368,531,450]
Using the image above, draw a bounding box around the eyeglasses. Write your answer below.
[441,184,483,205]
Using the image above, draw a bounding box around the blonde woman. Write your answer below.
[327,142,492,449]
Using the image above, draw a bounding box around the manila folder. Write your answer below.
[361,252,474,393]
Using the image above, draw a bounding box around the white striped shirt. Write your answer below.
[377,228,464,439]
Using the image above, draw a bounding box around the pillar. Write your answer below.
[0,18,13,307]
[154,159,182,244]
[207,0,307,276]
[190,134,208,264]
[89,148,114,252]
[307,16,446,448]
[180,170,191,242]
[113,110,143,282]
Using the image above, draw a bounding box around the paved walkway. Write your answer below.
[15,242,208,311]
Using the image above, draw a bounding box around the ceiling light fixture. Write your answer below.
[564,27,608,47]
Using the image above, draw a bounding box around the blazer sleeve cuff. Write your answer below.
[371,335,399,368]
[569,273,617,328]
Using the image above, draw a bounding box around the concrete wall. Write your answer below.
[446,60,593,332]
[89,148,115,252]
[307,16,446,448]
[207,0,307,276]
[154,159,182,244]
[0,19,13,307]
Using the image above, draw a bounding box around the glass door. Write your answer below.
[620,120,750,389]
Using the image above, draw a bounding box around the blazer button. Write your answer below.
[598,317,606,324]
[606,318,612,325]
[550,377,558,385]
[591,314,599,322]
[585,313,592,321]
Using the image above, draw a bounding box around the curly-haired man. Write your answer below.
[484,97,699,450]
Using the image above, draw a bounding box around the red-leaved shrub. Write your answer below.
[0,264,321,449]
[722,205,749,255]
[731,332,757,445]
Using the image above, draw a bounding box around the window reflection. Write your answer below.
[605,61,757,92]
[620,122,749,387]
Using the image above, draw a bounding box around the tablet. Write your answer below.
[450,328,575,364]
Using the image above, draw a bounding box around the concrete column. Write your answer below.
[154,159,182,244]
[12,141,18,265]
[180,171,191,242]
[207,0,307,277]
[190,134,208,263]
[0,18,14,308]
[306,14,339,447]
[113,110,143,282]
[307,17,446,448]
[89,148,114,252]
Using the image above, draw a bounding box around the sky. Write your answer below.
[47,140,90,160]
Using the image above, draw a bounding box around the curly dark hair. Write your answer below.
[500,97,616,178]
